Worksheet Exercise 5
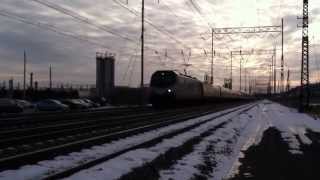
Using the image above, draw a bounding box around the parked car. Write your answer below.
[16,99,35,110]
[91,97,108,106]
[61,99,87,110]
[75,99,91,108]
[36,99,69,111]
[0,98,23,113]
[83,98,100,108]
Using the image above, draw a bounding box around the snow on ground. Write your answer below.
[64,103,255,180]
[159,105,264,180]
[0,103,252,180]
[158,101,320,180]
[257,100,320,154]
[2,100,317,180]
[226,100,320,179]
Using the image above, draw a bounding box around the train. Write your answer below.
[149,70,250,107]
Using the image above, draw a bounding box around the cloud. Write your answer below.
[0,0,318,90]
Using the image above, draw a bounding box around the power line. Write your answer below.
[30,0,181,62]
[128,49,139,87]
[186,0,213,29]
[112,0,193,50]
[30,0,137,43]
[160,0,185,25]
[186,0,215,82]
[0,9,113,51]
[311,35,320,83]
[0,8,181,72]
[122,42,140,84]
[24,1,183,68]
[5,0,238,82]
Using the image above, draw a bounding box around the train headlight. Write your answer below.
[167,89,172,93]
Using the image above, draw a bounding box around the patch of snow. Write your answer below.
[259,101,320,154]
[159,104,261,180]
[0,103,253,180]
[227,100,320,179]
[162,100,320,180]
[64,104,255,180]
[225,105,271,179]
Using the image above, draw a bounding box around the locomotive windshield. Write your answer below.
[150,71,177,87]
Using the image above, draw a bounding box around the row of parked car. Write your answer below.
[0,98,106,114]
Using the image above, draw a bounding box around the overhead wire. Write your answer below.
[199,0,216,23]
[185,0,212,29]
[182,0,218,77]
[0,0,231,86]
[30,0,182,64]
[160,0,185,25]
[112,0,193,51]
[30,0,137,43]
[128,49,139,87]
[9,0,259,84]
[0,9,113,51]
[311,35,320,83]
[122,41,140,84]
[0,8,180,87]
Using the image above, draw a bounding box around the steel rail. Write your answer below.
[44,103,256,180]
[0,102,250,171]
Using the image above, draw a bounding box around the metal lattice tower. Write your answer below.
[299,0,310,111]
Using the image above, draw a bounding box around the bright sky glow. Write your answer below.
[0,0,320,90]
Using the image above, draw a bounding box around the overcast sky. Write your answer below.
[0,0,320,90]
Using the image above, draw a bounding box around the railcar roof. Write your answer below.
[153,70,198,80]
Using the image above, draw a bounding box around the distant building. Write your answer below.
[30,72,34,90]
[35,81,38,91]
[8,78,13,98]
[8,78,13,91]
[96,52,115,99]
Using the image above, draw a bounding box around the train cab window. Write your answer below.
[151,71,177,87]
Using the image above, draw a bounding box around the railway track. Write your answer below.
[0,106,154,130]
[0,102,254,179]
[43,102,257,180]
[0,106,213,150]
[0,105,148,119]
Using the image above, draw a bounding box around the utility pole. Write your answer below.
[49,65,52,89]
[211,29,214,85]
[286,69,290,92]
[230,51,233,90]
[140,0,145,88]
[245,68,247,92]
[239,50,242,91]
[299,0,310,112]
[269,62,272,95]
[30,72,33,90]
[273,47,277,93]
[280,18,285,93]
[271,55,274,93]
[9,78,13,98]
[23,50,26,99]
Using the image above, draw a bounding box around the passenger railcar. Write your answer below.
[149,71,202,106]
[149,70,249,106]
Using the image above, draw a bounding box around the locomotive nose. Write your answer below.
[152,88,173,96]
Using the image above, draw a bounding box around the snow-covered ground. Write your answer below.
[66,103,254,180]
[1,100,320,180]
[0,103,252,180]
[160,100,320,180]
